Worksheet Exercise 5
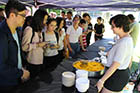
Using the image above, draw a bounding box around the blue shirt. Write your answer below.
[12,31,22,69]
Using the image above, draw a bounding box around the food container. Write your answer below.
[62,71,75,87]
[76,78,90,92]
[73,60,106,78]
[76,70,88,79]
[88,68,105,78]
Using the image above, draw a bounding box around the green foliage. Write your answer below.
[0,5,5,9]
[47,8,61,15]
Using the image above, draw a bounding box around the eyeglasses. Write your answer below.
[17,13,26,18]
[13,11,26,18]
[111,25,116,28]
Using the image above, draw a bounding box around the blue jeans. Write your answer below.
[69,43,80,57]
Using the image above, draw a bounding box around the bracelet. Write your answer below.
[99,79,104,84]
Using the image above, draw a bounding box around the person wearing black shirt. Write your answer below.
[94,17,105,41]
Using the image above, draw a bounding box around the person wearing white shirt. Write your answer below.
[43,18,60,70]
[65,11,73,29]
[66,15,83,58]
[56,17,68,62]
[96,14,134,93]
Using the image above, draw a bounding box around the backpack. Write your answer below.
[54,31,59,43]
[21,28,35,67]
[42,31,59,43]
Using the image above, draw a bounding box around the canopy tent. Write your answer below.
[0,0,34,6]
[37,0,140,8]
[0,0,140,11]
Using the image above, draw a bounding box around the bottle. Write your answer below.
[65,48,69,59]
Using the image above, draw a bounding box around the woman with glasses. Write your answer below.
[66,15,84,58]
[22,9,48,78]
[96,14,133,93]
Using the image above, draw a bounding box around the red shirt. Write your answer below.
[79,28,87,48]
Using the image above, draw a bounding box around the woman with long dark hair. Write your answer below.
[22,9,48,78]
[22,16,32,31]
[56,17,67,62]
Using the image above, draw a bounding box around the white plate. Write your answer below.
[108,41,115,45]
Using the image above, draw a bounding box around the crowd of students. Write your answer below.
[0,0,95,92]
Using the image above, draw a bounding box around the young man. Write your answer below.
[127,14,140,68]
[65,11,73,29]
[127,14,140,47]
[82,13,93,46]
[0,0,30,92]
[61,11,66,19]
[79,19,87,51]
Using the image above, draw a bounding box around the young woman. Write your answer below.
[66,15,83,58]
[56,17,68,62]
[22,16,33,32]
[94,17,105,41]
[22,9,48,78]
[96,14,134,93]
[43,18,60,71]
[21,16,33,67]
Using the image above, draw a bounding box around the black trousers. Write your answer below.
[86,32,92,47]
[0,77,22,93]
[94,35,103,41]
[0,86,16,93]
[27,63,43,78]
[44,54,59,71]
[58,49,65,62]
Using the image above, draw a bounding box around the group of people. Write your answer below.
[0,0,139,93]
[0,0,93,92]
[60,6,139,93]
[0,0,68,92]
